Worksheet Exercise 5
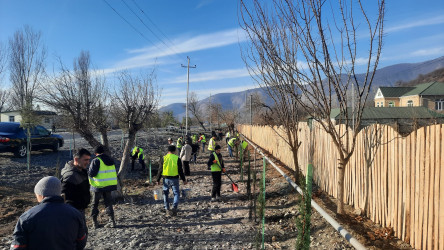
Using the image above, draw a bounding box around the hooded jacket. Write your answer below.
[60,161,91,210]
[10,196,87,250]
[88,154,117,192]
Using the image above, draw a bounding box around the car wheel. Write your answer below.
[52,141,60,152]
[14,144,27,158]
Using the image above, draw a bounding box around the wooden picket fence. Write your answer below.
[238,122,444,250]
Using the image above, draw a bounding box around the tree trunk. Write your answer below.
[78,129,101,149]
[337,162,346,214]
[291,146,300,183]
[118,132,136,180]
[198,121,207,131]
[99,129,111,155]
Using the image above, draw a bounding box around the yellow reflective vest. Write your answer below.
[162,153,179,176]
[211,152,222,172]
[228,138,236,147]
[200,135,206,143]
[89,157,118,188]
[242,141,248,150]
[177,138,183,149]
[132,146,145,160]
[226,132,230,138]
[208,138,215,151]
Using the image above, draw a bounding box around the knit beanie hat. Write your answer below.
[34,176,61,197]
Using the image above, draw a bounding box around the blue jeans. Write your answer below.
[163,178,180,210]
[202,142,206,152]
[228,145,233,157]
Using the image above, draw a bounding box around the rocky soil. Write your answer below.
[0,128,408,249]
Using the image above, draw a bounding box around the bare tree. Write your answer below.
[9,25,46,110]
[111,70,160,180]
[240,0,385,214]
[42,51,110,150]
[0,42,9,118]
[218,109,240,133]
[187,92,207,131]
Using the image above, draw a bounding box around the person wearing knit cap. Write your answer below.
[11,176,87,249]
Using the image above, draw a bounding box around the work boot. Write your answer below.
[211,197,216,202]
[109,215,116,228]
[216,196,221,202]
[92,217,99,229]
[171,207,178,216]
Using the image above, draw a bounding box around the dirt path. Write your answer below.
[86,145,256,249]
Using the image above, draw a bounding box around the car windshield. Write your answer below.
[0,123,20,133]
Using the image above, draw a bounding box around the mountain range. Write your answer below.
[160,56,444,119]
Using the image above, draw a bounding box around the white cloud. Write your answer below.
[196,84,257,96]
[164,68,252,84]
[100,28,247,74]
[410,47,444,57]
[386,15,444,33]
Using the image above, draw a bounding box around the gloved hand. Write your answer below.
[213,160,217,164]
[222,168,226,173]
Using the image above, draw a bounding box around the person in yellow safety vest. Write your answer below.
[176,136,183,151]
[207,135,216,152]
[199,134,206,153]
[192,134,198,144]
[156,145,187,216]
[225,131,231,144]
[227,137,237,158]
[131,146,146,171]
[88,145,117,229]
[207,145,225,202]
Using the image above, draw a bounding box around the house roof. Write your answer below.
[332,107,444,120]
[378,87,415,97]
[0,110,57,116]
[377,82,444,98]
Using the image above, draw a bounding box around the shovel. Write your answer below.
[223,171,239,192]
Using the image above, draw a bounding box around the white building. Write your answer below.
[0,110,57,129]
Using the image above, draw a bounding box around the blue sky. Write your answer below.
[1,0,444,107]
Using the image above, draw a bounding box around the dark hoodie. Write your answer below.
[88,154,117,192]
[61,161,91,210]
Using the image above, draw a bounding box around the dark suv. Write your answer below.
[0,122,64,157]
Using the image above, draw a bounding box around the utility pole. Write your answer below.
[181,56,196,136]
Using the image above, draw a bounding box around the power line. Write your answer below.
[102,0,177,61]
[130,0,182,56]
[120,0,182,61]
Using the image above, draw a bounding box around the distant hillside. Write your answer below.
[159,87,274,119]
[160,56,444,118]
[365,56,444,88]
[395,67,444,87]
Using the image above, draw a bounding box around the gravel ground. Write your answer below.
[0,129,357,249]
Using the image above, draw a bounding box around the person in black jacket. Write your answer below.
[207,145,226,202]
[11,176,87,250]
[88,145,117,229]
[61,148,91,232]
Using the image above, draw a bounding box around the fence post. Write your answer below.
[149,159,152,184]
[240,145,244,182]
[248,150,252,220]
[253,148,257,222]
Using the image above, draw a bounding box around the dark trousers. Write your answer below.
[79,209,88,235]
[91,191,114,218]
[131,155,146,171]
[211,171,222,198]
[183,161,190,176]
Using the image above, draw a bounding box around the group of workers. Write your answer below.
[10,130,245,249]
